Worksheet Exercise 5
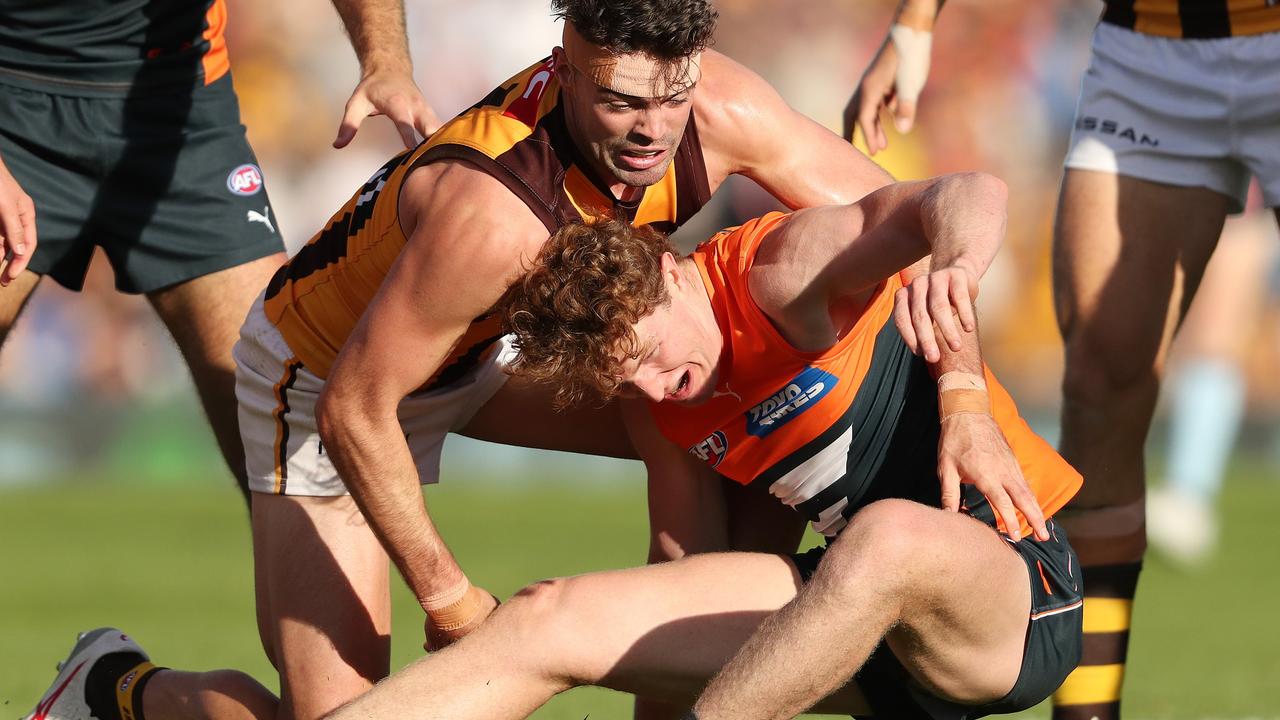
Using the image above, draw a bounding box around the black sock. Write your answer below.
[85,652,146,720]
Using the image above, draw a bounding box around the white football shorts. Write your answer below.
[234,293,517,496]
[1065,22,1280,213]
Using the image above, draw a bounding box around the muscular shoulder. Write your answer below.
[692,50,789,186]
[396,159,549,308]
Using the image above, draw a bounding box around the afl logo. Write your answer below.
[689,430,729,469]
[226,164,264,196]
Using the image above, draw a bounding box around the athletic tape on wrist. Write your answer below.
[889,24,932,105]
[427,584,489,632]
[421,577,470,611]
[939,388,990,421]
[937,371,986,393]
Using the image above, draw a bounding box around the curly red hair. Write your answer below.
[506,219,675,408]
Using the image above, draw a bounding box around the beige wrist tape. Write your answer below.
[937,372,989,421]
[889,23,932,105]
[426,583,489,632]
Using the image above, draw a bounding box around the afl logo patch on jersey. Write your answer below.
[746,367,838,438]
[227,164,264,196]
[689,430,729,468]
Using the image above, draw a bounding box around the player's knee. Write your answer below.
[503,577,606,686]
[1062,332,1158,404]
[822,500,933,590]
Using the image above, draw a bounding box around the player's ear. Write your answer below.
[660,252,682,287]
[552,47,572,84]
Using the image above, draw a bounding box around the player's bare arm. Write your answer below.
[622,399,730,563]
[846,0,945,151]
[331,0,440,148]
[694,50,893,207]
[315,160,546,646]
[0,153,35,287]
[746,172,1006,353]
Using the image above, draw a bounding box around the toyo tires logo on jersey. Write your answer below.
[689,430,729,468]
[226,164,264,196]
[746,367,838,438]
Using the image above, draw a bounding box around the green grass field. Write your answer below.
[2,457,1277,720]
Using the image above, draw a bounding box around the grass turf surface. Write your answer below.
[2,464,1277,719]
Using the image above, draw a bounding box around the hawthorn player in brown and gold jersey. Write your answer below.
[850,1,1280,719]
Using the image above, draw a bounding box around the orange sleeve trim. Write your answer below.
[202,0,230,85]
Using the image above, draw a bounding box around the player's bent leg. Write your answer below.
[251,492,391,720]
[460,373,637,459]
[693,499,1037,720]
[326,552,869,720]
[1052,170,1231,720]
[0,270,41,346]
[148,253,286,502]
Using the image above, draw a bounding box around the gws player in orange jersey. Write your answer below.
[323,173,1084,720]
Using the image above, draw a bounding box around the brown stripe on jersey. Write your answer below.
[1053,701,1119,720]
[424,331,505,393]
[674,111,712,227]
[265,150,416,301]
[1102,0,1137,30]
[1079,562,1142,598]
[1180,0,1231,38]
[1082,631,1131,665]
[271,359,304,494]
[418,103,575,233]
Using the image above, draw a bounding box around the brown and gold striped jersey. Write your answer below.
[1102,0,1280,38]
[263,56,712,386]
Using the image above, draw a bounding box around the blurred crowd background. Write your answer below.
[2,0,1279,485]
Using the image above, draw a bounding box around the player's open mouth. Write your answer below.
[618,148,667,170]
[668,370,691,401]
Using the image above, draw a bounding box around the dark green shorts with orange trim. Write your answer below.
[791,512,1083,719]
[0,72,283,293]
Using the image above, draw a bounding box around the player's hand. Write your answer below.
[893,261,978,363]
[423,588,500,652]
[844,21,932,154]
[937,413,1048,542]
[845,38,900,154]
[335,68,441,150]
[0,156,36,287]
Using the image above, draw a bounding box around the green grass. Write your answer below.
[1,466,1277,719]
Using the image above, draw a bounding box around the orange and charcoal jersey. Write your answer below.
[650,213,1082,540]
[262,56,711,387]
[1101,0,1280,38]
[0,0,230,93]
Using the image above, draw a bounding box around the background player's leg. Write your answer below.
[1052,170,1230,720]
[691,500,1033,720]
[326,552,869,720]
[460,373,637,458]
[0,271,42,345]
[147,254,285,502]
[251,493,391,720]
[1149,210,1273,565]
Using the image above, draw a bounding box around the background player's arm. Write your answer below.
[0,152,35,286]
[695,51,893,208]
[315,161,546,643]
[846,0,945,151]
[623,400,729,563]
[330,0,441,148]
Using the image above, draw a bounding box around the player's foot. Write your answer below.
[24,628,149,720]
[1147,486,1217,568]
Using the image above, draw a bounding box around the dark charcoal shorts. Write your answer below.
[791,511,1083,719]
[0,73,284,293]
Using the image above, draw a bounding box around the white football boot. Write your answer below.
[24,628,149,720]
